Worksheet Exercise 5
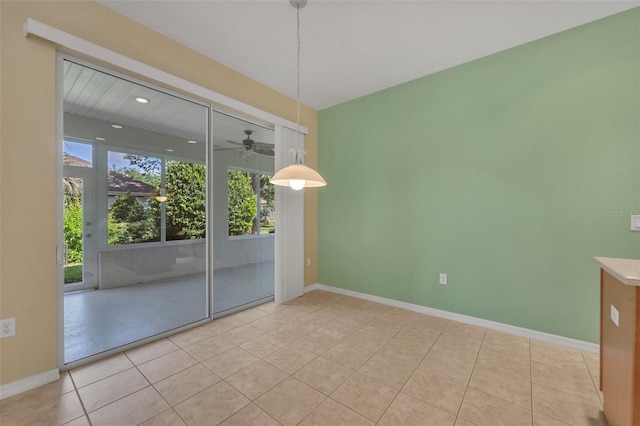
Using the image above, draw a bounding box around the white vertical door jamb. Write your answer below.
[274,125,304,303]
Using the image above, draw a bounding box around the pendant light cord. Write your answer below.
[295,4,302,164]
[296,4,300,122]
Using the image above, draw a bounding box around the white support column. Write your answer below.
[274,125,304,303]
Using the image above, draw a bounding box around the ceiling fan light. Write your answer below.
[271,164,327,189]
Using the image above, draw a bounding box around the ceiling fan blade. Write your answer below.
[226,140,245,147]
[252,142,274,150]
[213,147,242,151]
[253,147,275,156]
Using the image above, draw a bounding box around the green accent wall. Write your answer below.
[318,8,640,343]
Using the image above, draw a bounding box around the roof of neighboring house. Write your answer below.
[108,172,156,196]
[64,154,91,167]
[64,155,156,196]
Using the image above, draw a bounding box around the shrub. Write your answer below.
[228,170,257,236]
[63,195,83,263]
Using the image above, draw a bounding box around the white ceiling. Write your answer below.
[98,0,638,110]
[63,60,274,161]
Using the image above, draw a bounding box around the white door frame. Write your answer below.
[62,165,96,292]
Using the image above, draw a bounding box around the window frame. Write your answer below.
[101,145,207,250]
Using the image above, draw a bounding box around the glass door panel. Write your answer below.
[212,111,275,314]
[62,59,209,364]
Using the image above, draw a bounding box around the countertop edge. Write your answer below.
[594,257,640,286]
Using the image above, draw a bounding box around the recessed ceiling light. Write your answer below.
[166,149,174,152]
[187,140,197,144]
[135,97,149,104]
[95,137,106,141]
[111,124,123,129]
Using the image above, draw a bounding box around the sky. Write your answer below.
[64,140,144,170]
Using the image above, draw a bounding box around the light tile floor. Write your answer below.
[1,290,604,426]
[65,260,274,363]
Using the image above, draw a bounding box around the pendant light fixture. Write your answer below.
[270,0,327,191]
[155,188,168,202]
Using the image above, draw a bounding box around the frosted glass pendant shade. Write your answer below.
[270,164,327,190]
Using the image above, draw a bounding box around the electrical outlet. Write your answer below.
[1,318,16,338]
[439,273,447,285]
[306,258,311,267]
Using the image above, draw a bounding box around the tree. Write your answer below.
[63,177,82,201]
[165,161,206,240]
[123,154,161,175]
[110,191,145,223]
[121,154,161,186]
[228,170,257,236]
[107,211,127,246]
[109,192,157,244]
[260,175,275,227]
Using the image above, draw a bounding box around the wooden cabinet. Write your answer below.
[596,257,640,426]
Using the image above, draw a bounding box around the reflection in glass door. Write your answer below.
[212,112,275,314]
[61,58,209,364]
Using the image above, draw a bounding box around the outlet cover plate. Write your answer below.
[1,318,16,338]
[610,305,619,327]
[439,273,447,285]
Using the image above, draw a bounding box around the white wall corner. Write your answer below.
[310,283,599,354]
[0,369,60,400]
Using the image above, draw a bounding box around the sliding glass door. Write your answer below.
[61,59,209,364]
[59,57,277,367]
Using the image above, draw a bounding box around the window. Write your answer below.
[107,151,206,245]
[107,151,160,245]
[228,169,274,237]
[64,141,93,167]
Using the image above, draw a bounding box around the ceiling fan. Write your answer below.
[218,130,274,157]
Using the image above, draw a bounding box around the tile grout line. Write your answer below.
[301,307,403,424]
[175,303,321,425]
[246,299,365,425]
[452,327,486,424]
[126,351,167,426]
[360,319,449,424]
[137,337,255,425]
[131,346,187,426]
[71,363,150,416]
[533,381,603,423]
[529,336,534,426]
[68,370,93,426]
[122,349,188,426]
[580,350,603,406]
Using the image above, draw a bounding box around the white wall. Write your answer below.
[99,242,205,289]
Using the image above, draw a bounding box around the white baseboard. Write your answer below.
[305,283,599,354]
[0,368,60,400]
